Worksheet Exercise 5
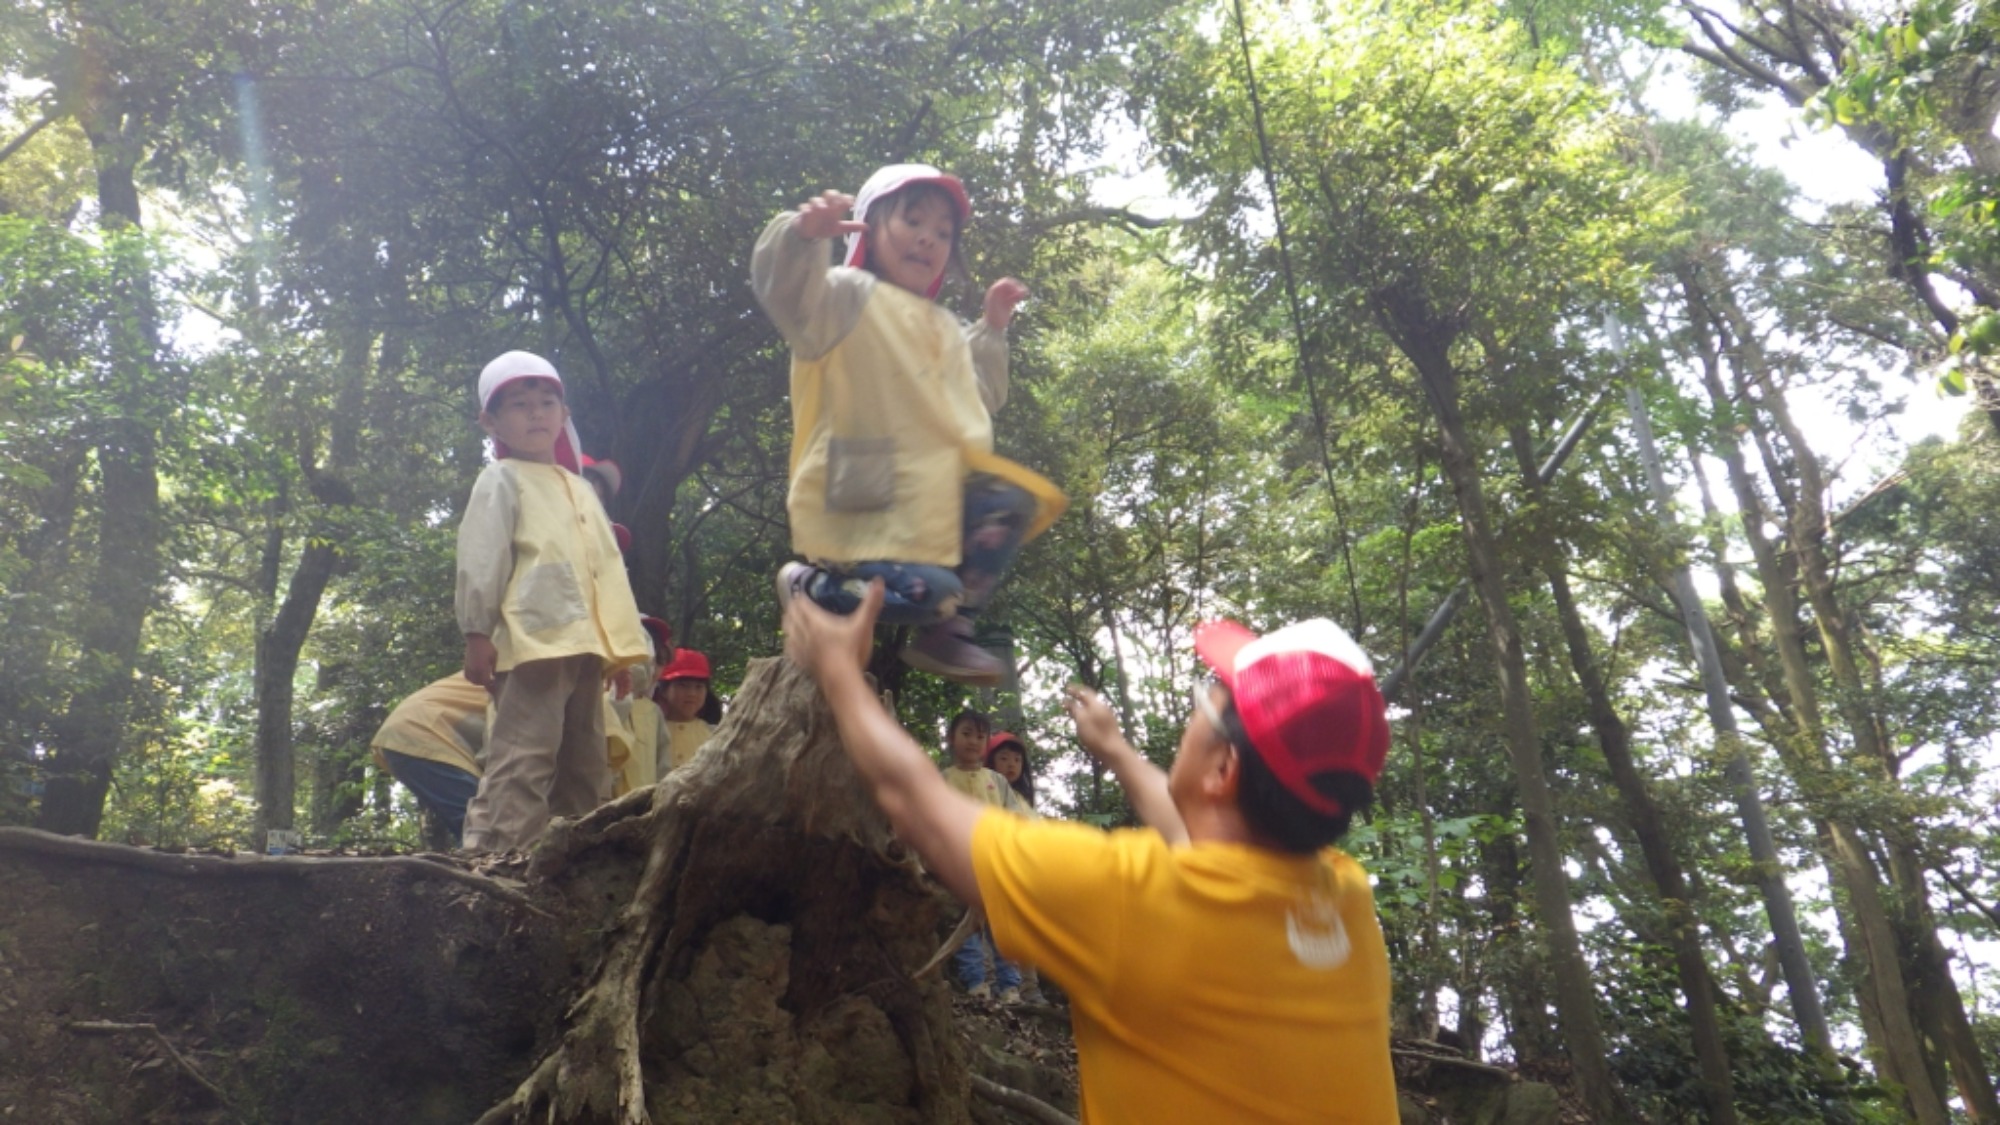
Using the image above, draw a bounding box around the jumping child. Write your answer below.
[456,351,650,852]
[753,164,1066,684]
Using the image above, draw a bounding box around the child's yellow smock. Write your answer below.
[751,213,1065,568]
[455,459,650,675]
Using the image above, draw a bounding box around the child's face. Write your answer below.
[868,192,957,296]
[662,678,707,722]
[948,720,988,767]
[480,378,568,463]
[990,746,1024,782]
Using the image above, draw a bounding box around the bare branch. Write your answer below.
[0,109,59,166]
[969,1074,1077,1125]
[1023,206,1177,233]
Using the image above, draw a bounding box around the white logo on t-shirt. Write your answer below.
[1287,885,1351,969]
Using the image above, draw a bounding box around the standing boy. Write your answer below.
[456,351,649,852]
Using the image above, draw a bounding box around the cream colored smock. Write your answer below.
[663,719,713,772]
[369,674,491,777]
[751,212,1065,567]
[456,459,650,675]
[607,694,656,796]
[943,764,1021,811]
[625,696,669,781]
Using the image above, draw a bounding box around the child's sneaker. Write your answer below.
[998,987,1021,1006]
[967,982,991,1000]
[775,562,818,610]
[901,616,1003,685]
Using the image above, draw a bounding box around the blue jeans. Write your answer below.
[954,930,1022,993]
[381,751,479,844]
[808,477,1037,626]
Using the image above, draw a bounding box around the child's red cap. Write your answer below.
[581,456,623,497]
[638,615,673,656]
[983,731,1028,768]
[658,648,711,683]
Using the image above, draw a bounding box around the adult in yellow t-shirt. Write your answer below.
[778,581,1398,1124]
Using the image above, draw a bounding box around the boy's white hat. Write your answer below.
[478,350,562,409]
[477,350,583,471]
[842,164,971,299]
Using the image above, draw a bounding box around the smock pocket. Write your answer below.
[510,561,588,635]
[825,436,897,512]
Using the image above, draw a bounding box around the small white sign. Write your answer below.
[266,829,302,856]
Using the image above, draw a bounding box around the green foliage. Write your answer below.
[3,0,2000,1114]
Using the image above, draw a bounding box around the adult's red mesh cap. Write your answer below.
[1194,618,1390,817]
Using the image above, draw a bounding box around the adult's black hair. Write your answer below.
[1215,692,1371,854]
[948,709,991,740]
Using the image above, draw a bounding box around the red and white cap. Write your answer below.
[1194,618,1390,816]
[580,455,623,496]
[477,350,583,472]
[842,163,971,299]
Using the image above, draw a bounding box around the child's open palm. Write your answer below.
[795,191,869,241]
[983,277,1029,330]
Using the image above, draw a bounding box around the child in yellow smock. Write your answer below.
[455,351,650,851]
[655,647,718,772]
[754,164,1066,685]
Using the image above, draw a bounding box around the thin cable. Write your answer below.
[1228,0,1365,630]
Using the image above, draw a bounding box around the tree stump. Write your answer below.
[0,657,969,1125]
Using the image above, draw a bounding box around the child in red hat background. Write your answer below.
[655,647,720,772]
[754,164,1066,685]
[455,351,650,852]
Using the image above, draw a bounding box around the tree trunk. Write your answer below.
[1739,354,2000,1122]
[1376,291,1628,1123]
[1,658,974,1125]
[35,140,162,839]
[1677,267,1954,1122]
[1508,423,1740,1124]
[251,329,370,848]
[1620,383,1833,1055]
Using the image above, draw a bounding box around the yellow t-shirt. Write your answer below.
[971,813,1396,1124]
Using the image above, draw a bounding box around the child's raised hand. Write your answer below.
[983,277,1029,330]
[795,191,868,242]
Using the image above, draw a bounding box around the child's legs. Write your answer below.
[994,954,1023,993]
[957,476,1037,611]
[954,931,992,991]
[464,658,571,851]
[549,655,609,820]
[808,563,962,626]
[381,750,479,844]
